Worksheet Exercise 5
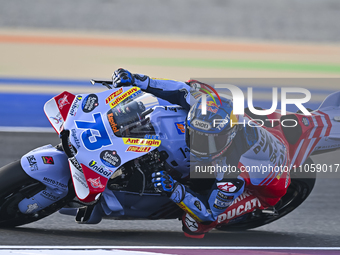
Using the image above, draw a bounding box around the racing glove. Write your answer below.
[112,68,150,89]
[152,171,185,202]
[112,68,135,87]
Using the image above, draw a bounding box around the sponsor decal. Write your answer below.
[214,115,230,130]
[184,214,199,232]
[109,87,140,109]
[82,94,99,113]
[123,138,161,147]
[57,94,70,110]
[129,89,142,100]
[75,113,112,151]
[105,88,123,104]
[214,198,232,209]
[41,190,60,201]
[107,112,119,133]
[217,182,236,192]
[194,201,202,211]
[175,122,185,134]
[87,177,105,189]
[217,197,262,223]
[69,157,83,172]
[41,156,54,165]
[126,146,152,153]
[206,101,219,108]
[217,192,262,223]
[72,173,88,188]
[26,203,39,214]
[191,91,202,99]
[43,177,68,189]
[89,160,113,177]
[27,155,38,171]
[199,101,219,114]
[217,213,227,223]
[54,92,76,121]
[144,134,159,139]
[100,150,121,168]
[217,191,234,200]
[69,95,82,116]
[192,119,211,130]
[214,191,234,209]
[50,112,63,124]
[71,129,81,149]
[302,117,310,126]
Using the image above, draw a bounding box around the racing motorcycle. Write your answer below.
[0,80,339,232]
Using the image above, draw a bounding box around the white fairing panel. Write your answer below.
[44,98,64,134]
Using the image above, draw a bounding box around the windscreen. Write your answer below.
[106,92,159,138]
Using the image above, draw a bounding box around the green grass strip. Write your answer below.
[119,58,340,74]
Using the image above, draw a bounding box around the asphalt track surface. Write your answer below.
[0,132,339,247]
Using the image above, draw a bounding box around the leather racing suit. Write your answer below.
[120,73,291,238]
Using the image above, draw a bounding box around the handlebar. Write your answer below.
[90,79,113,90]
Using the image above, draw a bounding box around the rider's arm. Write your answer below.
[113,69,191,110]
[142,78,191,111]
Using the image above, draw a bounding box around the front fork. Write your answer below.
[19,144,71,214]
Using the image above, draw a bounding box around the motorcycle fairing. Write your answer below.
[259,92,340,168]
[44,91,78,134]
[19,145,70,214]
[311,91,340,151]
[67,156,108,203]
[282,111,332,168]
[54,92,76,121]
[277,108,338,169]
[45,88,164,202]
[148,106,190,177]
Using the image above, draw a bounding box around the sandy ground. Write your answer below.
[0,29,340,85]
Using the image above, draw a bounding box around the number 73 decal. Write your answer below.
[75,113,112,151]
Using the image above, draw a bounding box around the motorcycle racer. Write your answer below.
[112,68,291,238]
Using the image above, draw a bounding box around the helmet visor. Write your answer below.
[186,125,236,157]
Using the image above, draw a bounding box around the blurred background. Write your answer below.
[0,0,339,127]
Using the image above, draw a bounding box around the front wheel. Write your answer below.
[0,160,74,227]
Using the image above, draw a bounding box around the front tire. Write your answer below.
[0,160,73,227]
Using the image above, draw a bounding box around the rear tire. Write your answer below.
[215,157,316,231]
[0,160,73,227]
